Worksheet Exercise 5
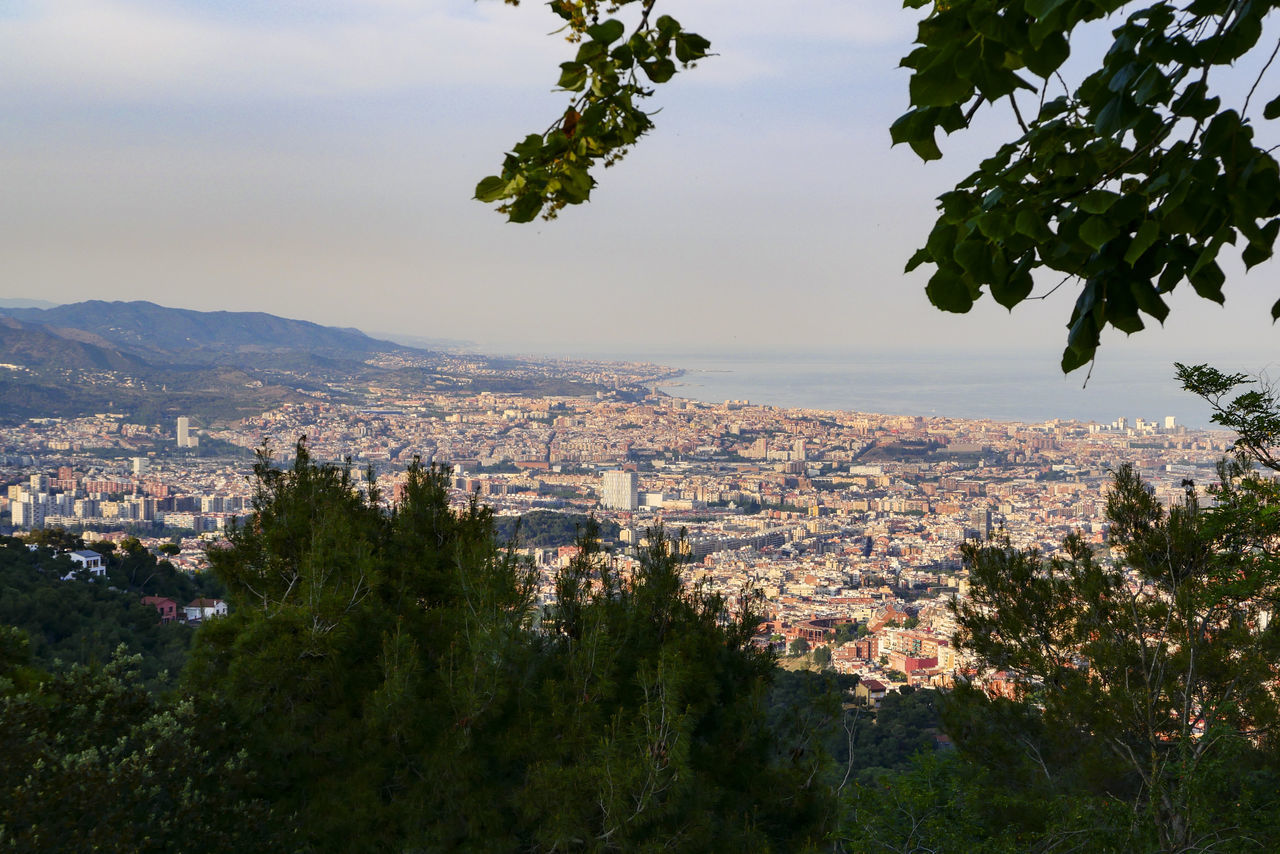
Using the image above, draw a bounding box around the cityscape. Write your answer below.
[0,352,1234,694]
[6,0,1280,847]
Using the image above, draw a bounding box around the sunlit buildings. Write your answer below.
[601,469,639,511]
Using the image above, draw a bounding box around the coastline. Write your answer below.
[646,352,1230,429]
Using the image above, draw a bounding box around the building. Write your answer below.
[68,550,106,577]
[601,470,639,511]
[142,596,180,623]
[183,598,228,622]
[176,417,199,448]
[11,497,46,529]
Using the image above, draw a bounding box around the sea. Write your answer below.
[593,349,1280,430]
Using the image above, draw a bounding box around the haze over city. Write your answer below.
[3,0,1277,379]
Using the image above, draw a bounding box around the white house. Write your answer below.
[183,598,228,622]
[66,549,106,579]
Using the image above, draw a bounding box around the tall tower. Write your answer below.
[177,417,190,448]
[602,470,639,511]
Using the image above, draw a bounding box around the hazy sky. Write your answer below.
[2,1,1277,377]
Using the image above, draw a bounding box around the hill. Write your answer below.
[0,300,404,366]
[0,300,622,425]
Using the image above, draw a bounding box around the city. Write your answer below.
[0,363,1235,696]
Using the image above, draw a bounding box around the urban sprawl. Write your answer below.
[0,359,1234,700]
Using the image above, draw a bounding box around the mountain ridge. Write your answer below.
[0,300,414,363]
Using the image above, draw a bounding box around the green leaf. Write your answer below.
[891,108,946,161]
[1079,215,1120,250]
[1265,94,1280,120]
[910,53,975,107]
[575,40,606,64]
[474,176,508,203]
[674,32,711,64]
[991,266,1035,310]
[557,62,587,91]
[1061,344,1092,373]
[586,19,625,45]
[1095,96,1138,135]
[926,268,976,313]
[655,15,681,39]
[1130,279,1170,323]
[1015,209,1055,243]
[1078,190,1120,214]
[904,247,933,273]
[1025,0,1071,20]
[508,193,544,224]
[1188,259,1225,303]
[1243,220,1280,268]
[955,239,994,280]
[642,59,677,83]
[1124,220,1160,264]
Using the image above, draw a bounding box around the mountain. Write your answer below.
[0,316,151,372]
[0,300,619,425]
[0,300,410,366]
[0,298,61,309]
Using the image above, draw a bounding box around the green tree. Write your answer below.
[0,539,195,690]
[952,452,1280,851]
[186,442,831,851]
[790,635,812,657]
[0,645,278,853]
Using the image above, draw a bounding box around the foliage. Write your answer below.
[831,621,869,645]
[187,441,831,851]
[1178,361,1280,469]
[475,0,710,221]
[0,539,196,690]
[952,453,1280,851]
[0,646,279,853]
[493,508,622,547]
[894,0,1280,369]
[840,747,1135,853]
[790,635,812,656]
[482,1,1280,366]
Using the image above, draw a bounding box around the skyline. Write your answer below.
[2,1,1278,377]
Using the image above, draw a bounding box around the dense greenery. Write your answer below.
[180,443,832,851]
[0,639,277,853]
[493,509,622,547]
[0,535,219,689]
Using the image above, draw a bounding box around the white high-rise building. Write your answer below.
[12,497,46,529]
[177,417,191,448]
[601,470,639,511]
[132,457,149,476]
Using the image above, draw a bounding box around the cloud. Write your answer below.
[0,0,565,102]
[0,0,919,102]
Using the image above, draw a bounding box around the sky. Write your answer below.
[1,0,1277,383]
